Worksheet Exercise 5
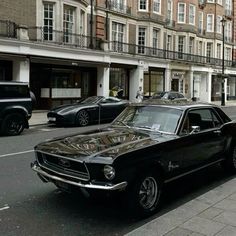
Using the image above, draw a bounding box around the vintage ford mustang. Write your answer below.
[31,101,236,216]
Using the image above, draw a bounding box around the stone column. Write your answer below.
[129,65,144,102]
[97,67,110,97]
[207,72,212,103]
[165,68,171,91]
[13,58,30,83]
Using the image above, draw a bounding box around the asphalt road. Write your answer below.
[0,114,235,236]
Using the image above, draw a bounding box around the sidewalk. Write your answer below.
[29,110,48,126]
[126,177,236,236]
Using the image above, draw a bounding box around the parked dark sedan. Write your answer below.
[31,100,236,216]
[47,96,128,126]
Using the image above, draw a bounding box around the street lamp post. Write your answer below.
[221,17,226,106]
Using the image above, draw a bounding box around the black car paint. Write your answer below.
[32,102,236,215]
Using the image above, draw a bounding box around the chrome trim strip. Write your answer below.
[31,164,127,191]
[0,98,31,102]
[164,159,224,183]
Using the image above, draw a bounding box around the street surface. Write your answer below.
[0,107,236,236]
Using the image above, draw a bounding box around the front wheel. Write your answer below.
[1,113,25,136]
[126,172,163,217]
[221,145,236,173]
[76,110,89,126]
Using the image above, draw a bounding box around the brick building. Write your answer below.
[0,0,235,109]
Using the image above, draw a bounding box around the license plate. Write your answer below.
[48,117,56,121]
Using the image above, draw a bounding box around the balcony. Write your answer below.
[197,28,206,35]
[0,20,17,38]
[225,9,233,19]
[109,41,233,68]
[108,0,131,15]
[0,22,234,69]
[27,26,102,50]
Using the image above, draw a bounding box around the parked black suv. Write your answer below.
[0,81,32,135]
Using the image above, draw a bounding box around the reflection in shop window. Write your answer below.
[144,71,164,97]
[109,68,128,99]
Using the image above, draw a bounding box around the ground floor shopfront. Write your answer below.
[1,56,236,109]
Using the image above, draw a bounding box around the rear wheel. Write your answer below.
[1,113,25,136]
[76,110,89,126]
[126,171,163,217]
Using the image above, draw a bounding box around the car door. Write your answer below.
[177,108,226,172]
[99,98,121,121]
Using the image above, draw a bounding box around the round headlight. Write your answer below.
[103,165,115,180]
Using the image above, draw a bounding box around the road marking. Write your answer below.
[0,205,10,211]
[0,150,34,158]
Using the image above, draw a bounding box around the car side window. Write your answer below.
[180,109,222,135]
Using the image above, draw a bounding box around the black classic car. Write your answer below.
[31,100,236,216]
[47,96,128,126]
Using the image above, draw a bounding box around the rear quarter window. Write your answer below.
[0,85,30,99]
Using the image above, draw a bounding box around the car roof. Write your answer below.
[132,99,219,111]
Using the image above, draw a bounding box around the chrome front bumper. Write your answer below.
[31,163,127,191]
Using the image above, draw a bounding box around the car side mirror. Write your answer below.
[190,126,200,134]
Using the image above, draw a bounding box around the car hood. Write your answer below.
[35,128,176,163]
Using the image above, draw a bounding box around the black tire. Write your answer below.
[1,113,25,136]
[221,145,236,173]
[126,171,163,217]
[76,110,90,126]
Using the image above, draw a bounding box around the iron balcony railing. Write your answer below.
[108,0,131,15]
[27,26,102,50]
[110,41,232,67]
[0,20,17,38]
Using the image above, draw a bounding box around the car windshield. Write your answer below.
[112,105,183,134]
[80,96,103,104]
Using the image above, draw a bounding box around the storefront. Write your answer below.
[227,76,236,100]
[109,66,130,99]
[143,68,165,97]
[30,63,97,109]
[171,70,188,95]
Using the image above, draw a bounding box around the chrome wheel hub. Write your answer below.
[139,177,158,210]
[79,111,89,126]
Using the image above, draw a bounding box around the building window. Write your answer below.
[153,0,161,14]
[167,35,172,50]
[189,37,194,54]
[178,36,185,59]
[207,0,214,3]
[178,3,186,23]
[189,5,195,25]
[43,3,54,41]
[139,0,148,11]
[216,16,222,33]
[112,22,124,52]
[207,14,214,32]
[216,43,221,59]
[217,0,222,4]
[198,41,203,56]
[152,29,159,55]
[206,42,213,62]
[225,21,232,42]
[80,10,85,35]
[198,11,203,34]
[138,27,146,54]
[167,0,173,21]
[63,5,75,43]
[225,48,231,61]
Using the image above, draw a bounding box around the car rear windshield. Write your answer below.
[0,85,30,99]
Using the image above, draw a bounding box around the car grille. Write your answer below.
[36,151,90,181]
